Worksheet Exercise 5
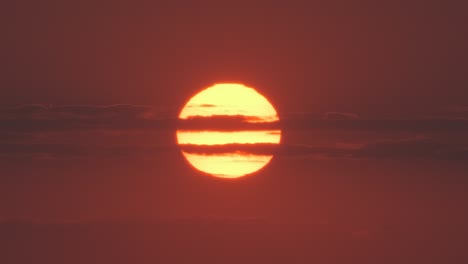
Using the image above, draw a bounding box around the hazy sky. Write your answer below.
[1,0,467,116]
[1,0,467,223]
[0,1,467,262]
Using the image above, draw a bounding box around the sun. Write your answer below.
[177,83,281,179]
[179,83,280,123]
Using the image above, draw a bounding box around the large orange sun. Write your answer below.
[177,83,281,179]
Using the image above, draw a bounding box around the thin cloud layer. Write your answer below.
[180,137,468,161]
[0,143,176,159]
[1,137,466,161]
[0,104,177,132]
[0,104,156,120]
[323,112,360,120]
[2,104,468,132]
[0,104,467,161]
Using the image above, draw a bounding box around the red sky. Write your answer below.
[1,0,467,116]
[0,0,467,263]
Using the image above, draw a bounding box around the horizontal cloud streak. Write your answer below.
[0,104,154,119]
[1,105,468,133]
[289,138,468,161]
[1,138,466,161]
[0,143,177,159]
[0,105,467,161]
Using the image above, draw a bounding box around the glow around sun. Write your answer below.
[177,83,281,179]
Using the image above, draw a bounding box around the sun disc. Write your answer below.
[177,83,281,178]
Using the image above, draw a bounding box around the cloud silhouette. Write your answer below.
[0,104,155,120]
[0,143,177,159]
[179,137,468,161]
[0,105,467,161]
[323,112,360,120]
[282,137,468,161]
[2,136,464,161]
[2,104,468,132]
[0,104,177,132]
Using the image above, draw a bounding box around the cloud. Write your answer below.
[0,105,467,161]
[0,143,178,159]
[2,104,468,133]
[1,105,49,116]
[187,104,217,108]
[49,105,155,119]
[0,143,88,158]
[281,119,468,132]
[178,136,468,161]
[0,104,155,120]
[179,115,279,130]
[425,105,468,120]
[0,104,178,132]
[0,132,35,142]
[282,137,468,161]
[0,136,466,161]
[323,112,360,120]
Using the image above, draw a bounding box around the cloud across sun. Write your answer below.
[176,84,281,179]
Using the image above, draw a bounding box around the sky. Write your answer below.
[1,0,468,263]
[2,1,467,113]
